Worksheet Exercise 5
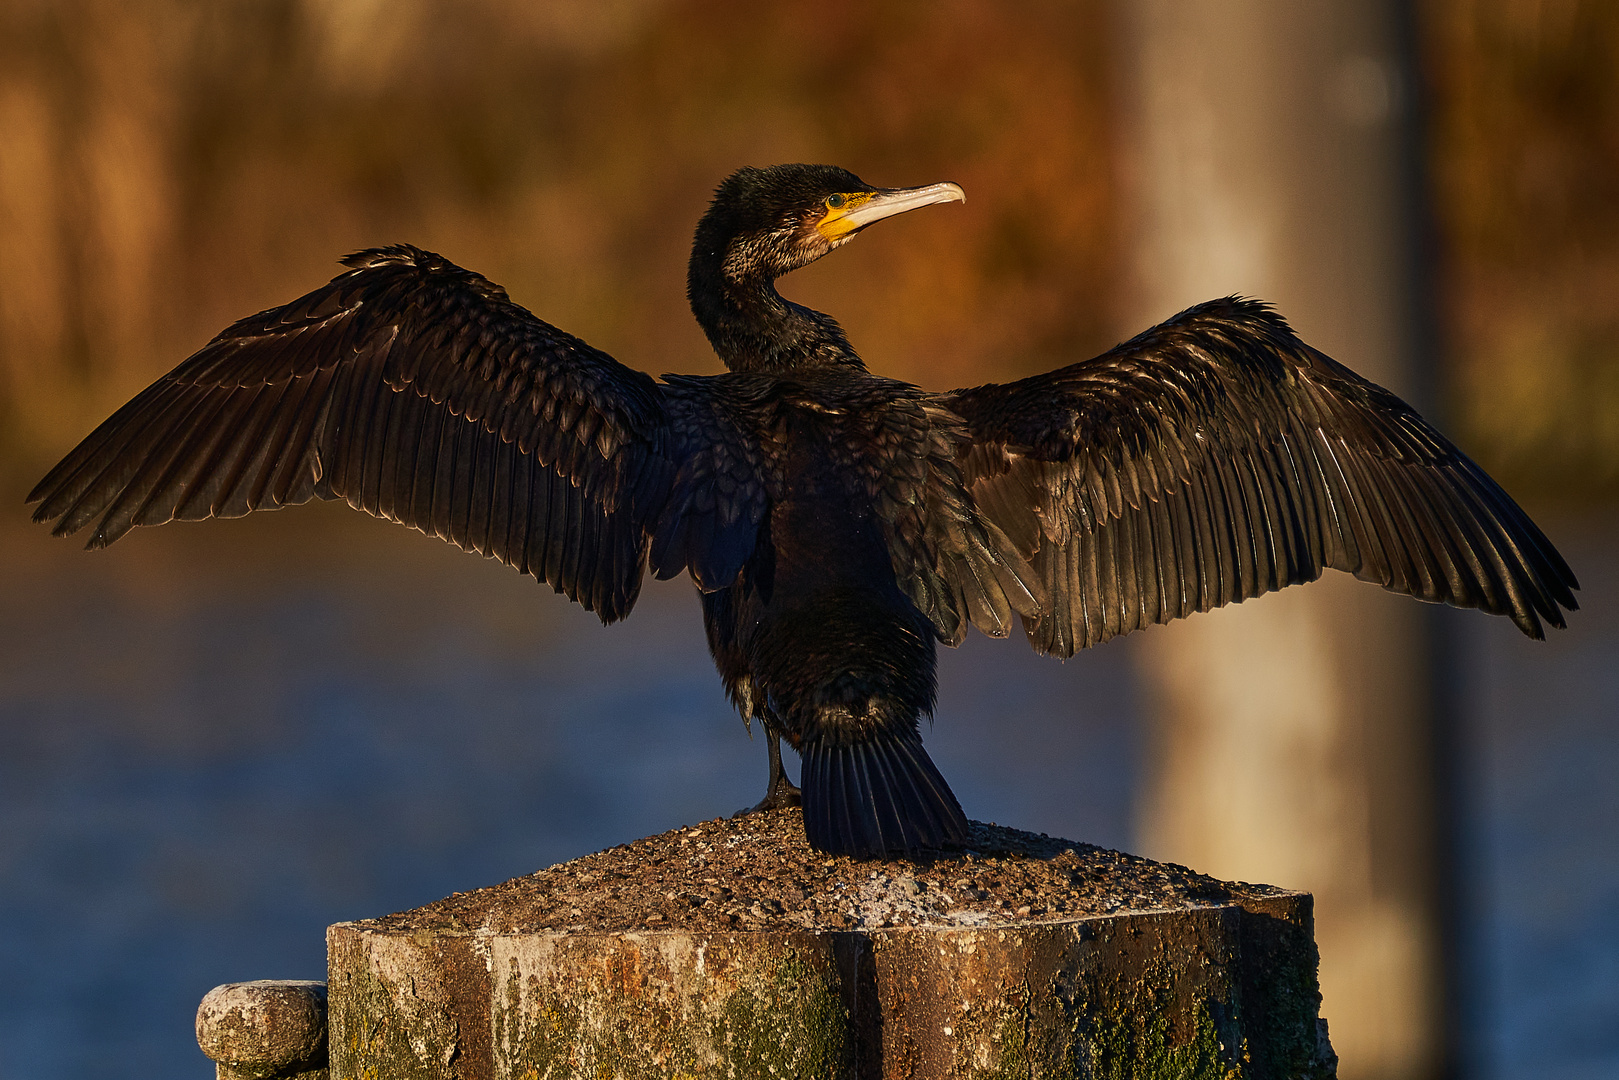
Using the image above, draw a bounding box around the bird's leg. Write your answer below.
[761,731,802,808]
[734,730,802,816]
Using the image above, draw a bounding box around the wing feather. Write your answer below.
[947,297,1578,655]
[29,245,674,622]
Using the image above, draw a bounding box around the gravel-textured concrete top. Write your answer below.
[362,808,1294,935]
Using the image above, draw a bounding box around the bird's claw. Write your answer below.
[733,775,802,817]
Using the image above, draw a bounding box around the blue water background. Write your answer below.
[0,504,1612,1078]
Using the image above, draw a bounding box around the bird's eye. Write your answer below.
[825,193,846,210]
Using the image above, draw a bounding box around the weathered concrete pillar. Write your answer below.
[1111,3,1447,1078]
[196,980,329,1080]
[324,810,1335,1079]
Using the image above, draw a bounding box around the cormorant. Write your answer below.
[28,163,1578,858]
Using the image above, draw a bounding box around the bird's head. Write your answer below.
[692,163,965,284]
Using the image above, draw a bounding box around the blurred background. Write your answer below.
[0,1,1613,1078]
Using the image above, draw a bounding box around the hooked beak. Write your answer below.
[817,181,966,243]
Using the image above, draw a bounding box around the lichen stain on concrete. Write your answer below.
[328,927,462,1080]
[491,932,850,1079]
[857,910,1251,1078]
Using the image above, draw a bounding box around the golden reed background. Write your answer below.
[0,0,1614,499]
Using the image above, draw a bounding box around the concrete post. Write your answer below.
[196,980,329,1080]
[1111,4,1446,1078]
[320,812,1335,1079]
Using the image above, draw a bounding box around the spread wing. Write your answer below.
[945,297,1579,657]
[28,245,675,622]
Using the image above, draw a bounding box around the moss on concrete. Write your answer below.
[491,934,851,1079]
[1235,901,1336,1080]
[326,928,464,1080]
[966,984,1032,1079]
[714,948,849,1077]
[1085,996,1239,1080]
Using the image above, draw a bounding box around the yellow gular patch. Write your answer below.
[815,193,876,242]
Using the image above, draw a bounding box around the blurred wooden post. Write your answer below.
[1112,3,1449,1079]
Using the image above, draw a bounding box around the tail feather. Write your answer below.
[801,733,968,857]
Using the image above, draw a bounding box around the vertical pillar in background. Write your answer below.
[1111,3,1446,1079]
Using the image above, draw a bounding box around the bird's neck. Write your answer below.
[688,257,865,375]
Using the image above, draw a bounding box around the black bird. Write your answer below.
[28,163,1578,858]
